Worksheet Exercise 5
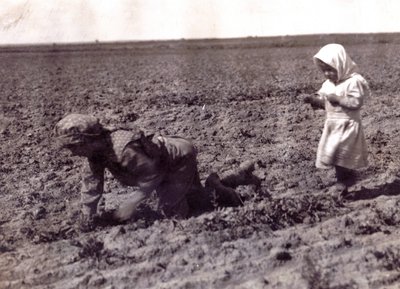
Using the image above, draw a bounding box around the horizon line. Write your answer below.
[1,31,399,48]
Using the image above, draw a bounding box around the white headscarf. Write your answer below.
[313,44,358,82]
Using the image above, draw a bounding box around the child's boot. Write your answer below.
[220,160,261,188]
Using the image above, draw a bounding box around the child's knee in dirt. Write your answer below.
[215,186,243,207]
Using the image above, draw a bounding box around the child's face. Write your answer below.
[315,59,338,83]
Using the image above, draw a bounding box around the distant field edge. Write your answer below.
[0,32,399,53]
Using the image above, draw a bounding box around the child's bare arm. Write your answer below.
[325,78,366,110]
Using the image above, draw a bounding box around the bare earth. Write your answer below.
[1,36,400,289]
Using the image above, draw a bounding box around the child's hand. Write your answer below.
[301,94,317,104]
[303,95,314,104]
[302,95,324,110]
[113,201,139,222]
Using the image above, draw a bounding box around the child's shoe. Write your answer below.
[220,160,261,188]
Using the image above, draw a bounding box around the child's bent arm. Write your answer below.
[337,94,363,110]
[334,79,366,110]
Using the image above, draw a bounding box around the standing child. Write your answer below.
[304,43,369,197]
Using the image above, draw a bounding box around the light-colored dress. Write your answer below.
[313,44,369,170]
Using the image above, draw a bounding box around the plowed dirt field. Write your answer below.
[1,36,400,288]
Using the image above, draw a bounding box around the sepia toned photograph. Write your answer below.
[1,1,400,288]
